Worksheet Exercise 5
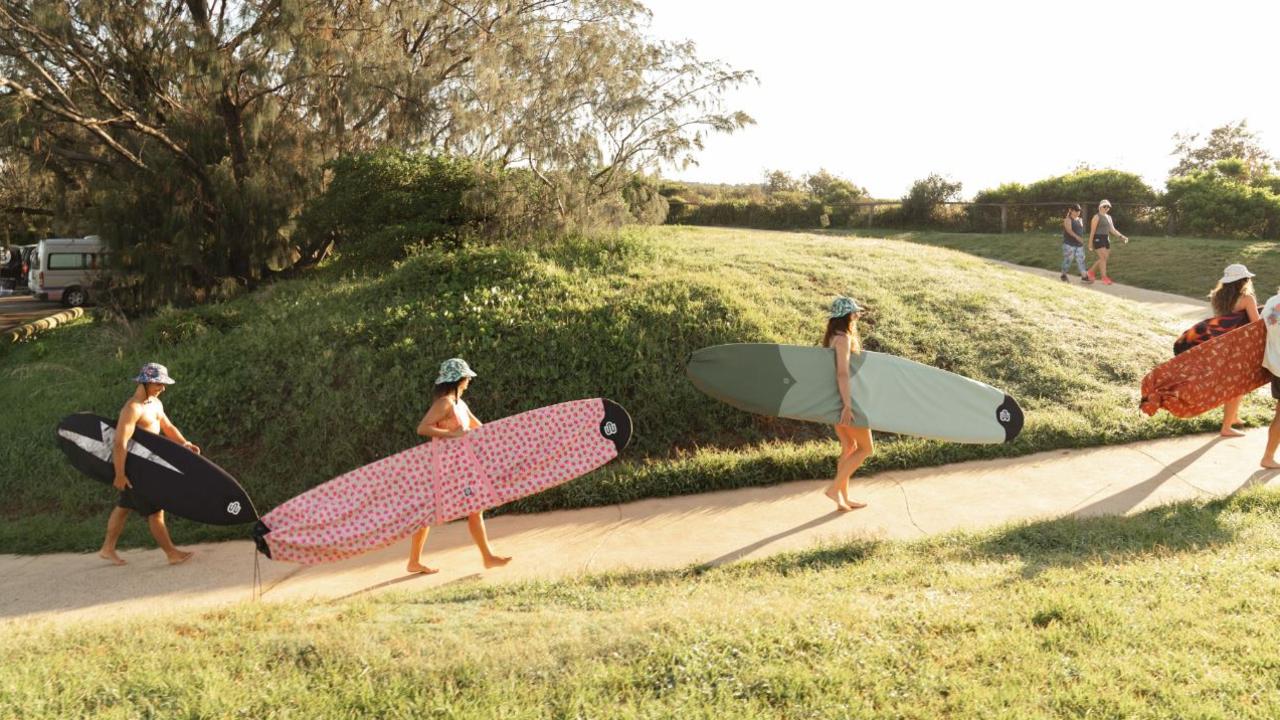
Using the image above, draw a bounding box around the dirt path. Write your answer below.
[0,294,62,334]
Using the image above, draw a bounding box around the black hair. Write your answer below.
[433,379,464,400]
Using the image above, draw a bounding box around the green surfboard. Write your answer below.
[687,344,1023,444]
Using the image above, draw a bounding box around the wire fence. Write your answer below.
[668,200,1173,236]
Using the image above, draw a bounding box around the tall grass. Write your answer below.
[6,488,1280,718]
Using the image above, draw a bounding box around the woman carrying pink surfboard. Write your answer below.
[406,358,511,574]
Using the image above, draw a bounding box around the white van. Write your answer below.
[29,235,104,307]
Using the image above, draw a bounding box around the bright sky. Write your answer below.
[641,0,1280,198]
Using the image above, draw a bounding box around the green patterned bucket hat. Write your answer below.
[435,358,477,384]
[828,296,863,318]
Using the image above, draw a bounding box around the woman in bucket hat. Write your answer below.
[99,362,199,566]
[1085,199,1129,285]
[405,358,511,574]
[1205,264,1261,436]
[821,297,874,511]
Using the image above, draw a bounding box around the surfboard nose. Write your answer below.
[996,394,1024,443]
[600,399,633,453]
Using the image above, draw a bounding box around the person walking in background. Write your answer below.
[1061,204,1091,283]
[1086,199,1129,285]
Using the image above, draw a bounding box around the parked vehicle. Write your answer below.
[29,236,103,307]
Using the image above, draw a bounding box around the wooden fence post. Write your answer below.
[1000,204,1007,234]
[866,203,873,228]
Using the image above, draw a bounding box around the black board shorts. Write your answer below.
[1269,371,1280,401]
[1093,235,1111,250]
[117,487,161,517]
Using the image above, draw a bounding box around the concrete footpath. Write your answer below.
[4,429,1275,627]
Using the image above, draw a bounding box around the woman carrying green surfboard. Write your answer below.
[822,296,874,512]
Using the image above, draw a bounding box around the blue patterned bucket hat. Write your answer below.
[829,296,863,318]
[435,358,477,384]
[133,362,176,385]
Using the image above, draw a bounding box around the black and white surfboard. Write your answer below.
[56,413,258,525]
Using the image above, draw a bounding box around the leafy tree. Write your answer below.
[1171,120,1277,181]
[900,174,962,224]
[763,169,802,194]
[0,1,752,311]
[804,168,865,206]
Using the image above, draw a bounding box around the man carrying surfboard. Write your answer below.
[99,363,199,566]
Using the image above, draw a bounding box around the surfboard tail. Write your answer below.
[252,520,272,559]
[997,394,1024,443]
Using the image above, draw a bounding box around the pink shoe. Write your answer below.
[1085,270,1096,281]
[1102,276,1114,285]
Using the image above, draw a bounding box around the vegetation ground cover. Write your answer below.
[1,226,1253,554]
[6,489,1280,718]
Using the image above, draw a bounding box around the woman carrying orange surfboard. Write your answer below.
[1206,265,1261,436]
[1085,200,1129,285]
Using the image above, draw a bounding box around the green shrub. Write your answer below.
[670,198,829,229]
[971,169,1159,233]
[899,174,963,226]
[1165,170,1280,238]
[296,150,479,264]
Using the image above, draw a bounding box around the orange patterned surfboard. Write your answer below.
[1140,319,1269,418]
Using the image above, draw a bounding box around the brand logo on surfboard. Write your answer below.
[999,409,1011,423]
[226,501,242,515]
[603,421,617,437]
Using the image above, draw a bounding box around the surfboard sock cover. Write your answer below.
[1140,319,1270,418]
[252,399,630,564]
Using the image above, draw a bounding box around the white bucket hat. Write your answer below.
[1220,263,1255,285]
[1098,199,1112,209]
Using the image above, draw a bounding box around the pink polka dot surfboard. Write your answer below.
[252,398,632,564]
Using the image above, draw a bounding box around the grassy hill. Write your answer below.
[843,228,1280,299]
[0,226,1258,553]
[6,489,1280,718]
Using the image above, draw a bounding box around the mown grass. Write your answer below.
[1,226,1260,554]
[7,488,1280,718]
[841,228,1280,299]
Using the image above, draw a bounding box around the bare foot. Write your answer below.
[1220,427,1246,437]
[823,486,851,511]
[483,555,512,569]
[1262,459,1280,470]
[842,496,868,509]
[407,562,440,575]
[99,549,126,566]
[166,550,194,565]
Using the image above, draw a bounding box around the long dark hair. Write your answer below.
[433,379,464,401]
[1210,278,1254,317]
[822,314,862,352]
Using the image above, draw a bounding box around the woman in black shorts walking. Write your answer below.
[1086,199,1129,285]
